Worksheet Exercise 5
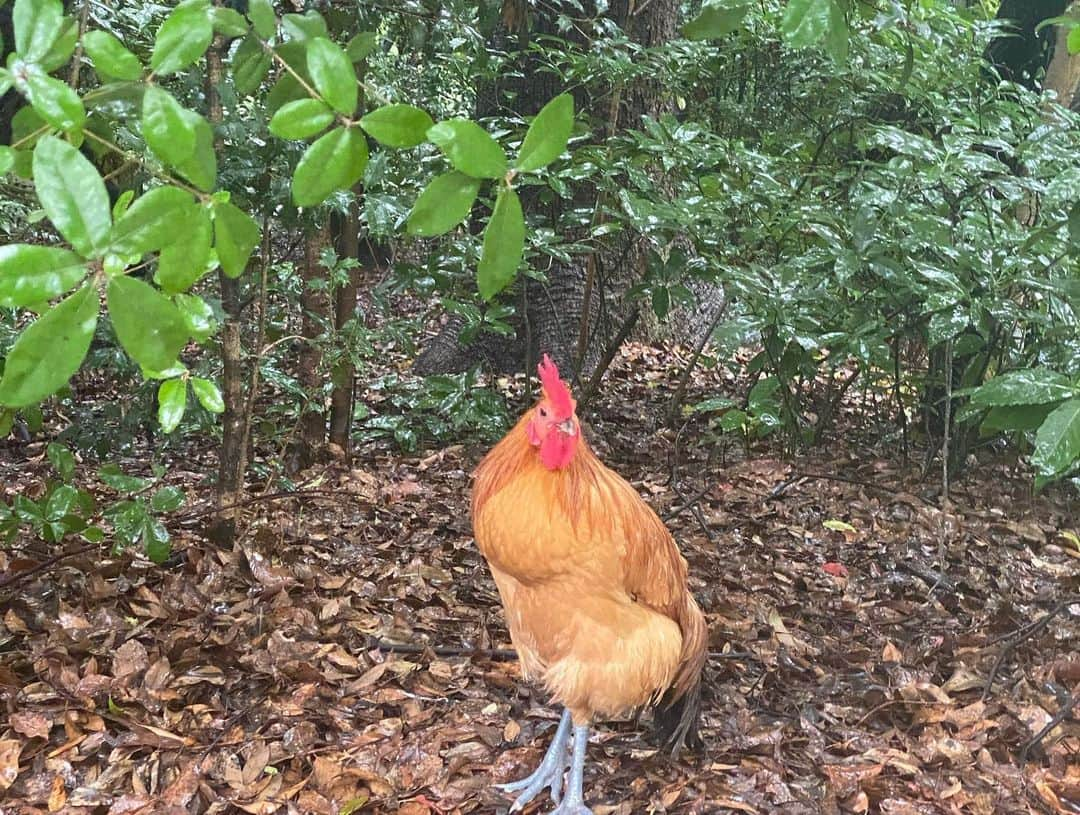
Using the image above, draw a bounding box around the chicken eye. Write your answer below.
[538,407,548,418]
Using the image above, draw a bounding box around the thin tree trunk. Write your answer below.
[329,196,360,454]
[290,224,332,471]
[208,14,246,544]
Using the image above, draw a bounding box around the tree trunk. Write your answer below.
[289,224,332,472]
[207,17,247,545]
[1044,4,1080,109]
[414,0,692,381]
[329,197,360,454]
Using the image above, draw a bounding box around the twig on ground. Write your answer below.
[1020,684,1078,763]
[982,595,1080,702]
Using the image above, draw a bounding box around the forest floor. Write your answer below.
[1,343,1078,815]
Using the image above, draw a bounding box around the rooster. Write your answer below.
[471,355,707,815]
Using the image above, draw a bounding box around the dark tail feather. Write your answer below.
[652,680,703,757]
[653,591,708,757]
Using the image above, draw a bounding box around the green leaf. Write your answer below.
[652,286,670,319]
[25,71,85,132]
[39,15,78,73]
[407,171,480,237]
[151,0,214,75]
[359,104,433,148]
[47,441,75,481]
[150,485,186,512]
[142,86,198,168]
[683,1,750,40]
[191,377,224,413]
[1069,24,1080,55]
[172,115,217,191]
[212,6,249,37]
[0,245,86,307]
[0,282,98,408]
[232,32,272,95]
[248,0,277,39]
[281,11,327,41]
[213,201,260,278]
[782,0,832,49]
[306,36,356,115]
[269,98,335,140]
[515,94,573,172]
[970,369,1077,408]
[143,520,171,564]
[45,484,77,521]
[33,136,112,258]
[346,31,378,62]
[692,397,737,413]
[98,464,151,493]
[157,208,213,293]
[14,0,63,62]
[1068,200,1080,247]
[291,126,368,207]
[427,120,507,179]
[980,404,1055,434]
[106,276,190,371]
[927,305,968,347]
[157,378,186,433]
[83,30,143,81]
[824,0,849,62]
[0,145,14,175]
[174,293,215,340]
[1031,398,1080,477]
[110,186,196,257]
[477,185,524,300]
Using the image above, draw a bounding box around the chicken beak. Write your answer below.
[557,418,576,436]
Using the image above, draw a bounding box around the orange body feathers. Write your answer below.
[471,359,706,749]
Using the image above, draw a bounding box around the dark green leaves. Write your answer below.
[407,172,481,237]
[1031,398,1080,477]
[360,104,433,148]
[151,0,214,76]
[213,201,260,278]
[106,276,190,371]
[83,30,143,81]
[428,120,507,179]
[33,136,112,258]
[307,37,356,115]
[292,126,368,207]
[0,245,86,307]
[515,94,573,172]
[683,0,750,41]
[269,98,335,140]
[477,185,524,300]
[969,369,1077,408]
[0,283,98,407]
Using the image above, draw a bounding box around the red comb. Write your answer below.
[537,353,574,418]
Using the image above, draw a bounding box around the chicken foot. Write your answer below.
[549,722,592,815]
[498,708,572,811]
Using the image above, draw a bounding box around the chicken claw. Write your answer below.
[548,723,593,815]
[498,709,571,810]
